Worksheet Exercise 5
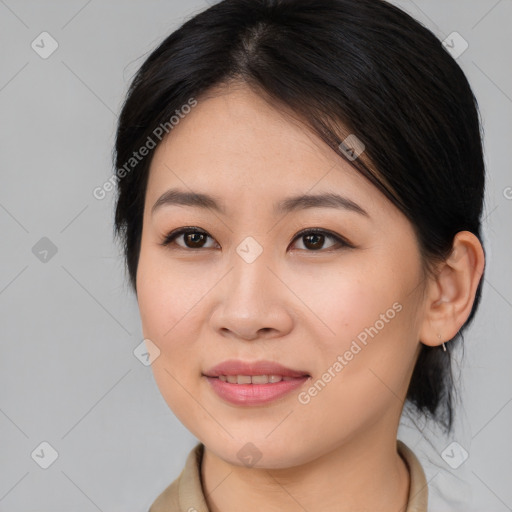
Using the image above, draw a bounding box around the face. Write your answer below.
[136,82,427,469]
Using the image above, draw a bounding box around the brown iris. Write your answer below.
[302,233,325,250]
[184,232,208,248]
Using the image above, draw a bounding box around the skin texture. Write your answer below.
[136,82,485,512]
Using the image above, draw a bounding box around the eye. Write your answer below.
[290,228,351,251]
[160,227,219,250]
[160,227,352,252]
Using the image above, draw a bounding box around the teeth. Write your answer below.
[252,375,270,384]
[217,375,300,384]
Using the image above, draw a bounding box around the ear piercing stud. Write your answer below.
[438,333,446,351]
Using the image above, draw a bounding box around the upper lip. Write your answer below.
[203,359,310,378]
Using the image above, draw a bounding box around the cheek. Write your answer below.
[288,261,403,345]
[136,251,206,429]
[292,255,421,389]
[136,244,207,340]
[135,252,197,402]
[135,246,225,390]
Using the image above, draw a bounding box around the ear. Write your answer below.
[419,231,485,348]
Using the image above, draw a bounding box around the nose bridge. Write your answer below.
[229,234,275,305]
[209,234,293,339]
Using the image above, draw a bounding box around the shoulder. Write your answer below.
[148,478,181,512]
[148,442,208,512]
[397,440,429,512]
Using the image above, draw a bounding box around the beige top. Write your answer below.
[149,440,428,512]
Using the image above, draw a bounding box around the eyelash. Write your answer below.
[160,226,353,252]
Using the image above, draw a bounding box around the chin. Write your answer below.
[201,433,316,470]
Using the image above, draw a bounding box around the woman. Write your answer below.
[113,0,486,510]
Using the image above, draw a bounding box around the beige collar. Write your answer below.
[150,440,428,512]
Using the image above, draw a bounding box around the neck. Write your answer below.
[201,424,410,512]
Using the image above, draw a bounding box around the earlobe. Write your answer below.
[419,231,485,348]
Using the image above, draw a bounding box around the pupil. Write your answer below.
[186,232,205,248]
[305,233,323,250]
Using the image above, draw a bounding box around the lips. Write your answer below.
[203,359,310,379]
[203,359,311,405]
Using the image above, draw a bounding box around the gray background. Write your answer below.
[0,1,510,511]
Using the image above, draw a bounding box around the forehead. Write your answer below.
[145,84,391,219]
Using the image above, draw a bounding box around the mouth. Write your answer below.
[202,359,311,406]
[203,359,310,380]
[214,374,303,384]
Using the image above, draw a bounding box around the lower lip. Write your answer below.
[204,376,310,406]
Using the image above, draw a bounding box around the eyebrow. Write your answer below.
[151,188,369,217]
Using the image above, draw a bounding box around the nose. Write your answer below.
[209,246,294,341]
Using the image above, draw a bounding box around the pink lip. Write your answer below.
[203,359,310,406]
[203,359,309,378]
[205,376,309,406]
